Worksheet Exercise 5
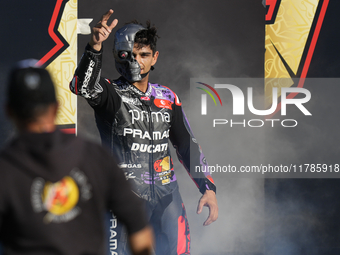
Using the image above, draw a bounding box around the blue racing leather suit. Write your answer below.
[70,44,216,255]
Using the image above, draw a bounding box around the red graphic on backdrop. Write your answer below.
[265,0,281,24]
[37,0,69,67]
[268,0,330,118]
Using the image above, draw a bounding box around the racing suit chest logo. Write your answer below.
[154,99,173,110]
[128,109,171,125]
[153,87,174,110]
[122,103,172,154]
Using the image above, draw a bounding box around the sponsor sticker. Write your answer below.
[154,98,173,110]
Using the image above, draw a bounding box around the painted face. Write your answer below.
[113,24,146,82]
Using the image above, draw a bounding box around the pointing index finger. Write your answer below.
[101,9,114,23]
[100,9,118,32]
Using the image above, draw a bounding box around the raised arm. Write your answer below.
[69,10,118,101]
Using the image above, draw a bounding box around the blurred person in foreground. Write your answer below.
[70,9,218,255]
[0,59,153,255]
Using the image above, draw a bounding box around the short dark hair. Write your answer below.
[7,60,57,122]
[127,20,160,54]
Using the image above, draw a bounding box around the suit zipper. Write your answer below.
[147,104,155,201]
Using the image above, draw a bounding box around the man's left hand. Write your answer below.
[197,190,218,226]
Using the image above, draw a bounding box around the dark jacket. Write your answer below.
[0,130,147,255]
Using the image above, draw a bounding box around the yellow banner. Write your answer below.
[46,0,77,129]
[265,0,319,106]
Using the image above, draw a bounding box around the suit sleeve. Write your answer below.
[69,44,103,100]
[169,98,216,195]
[69,44,120,122]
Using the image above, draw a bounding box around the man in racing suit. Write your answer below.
[70,9,218,255]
